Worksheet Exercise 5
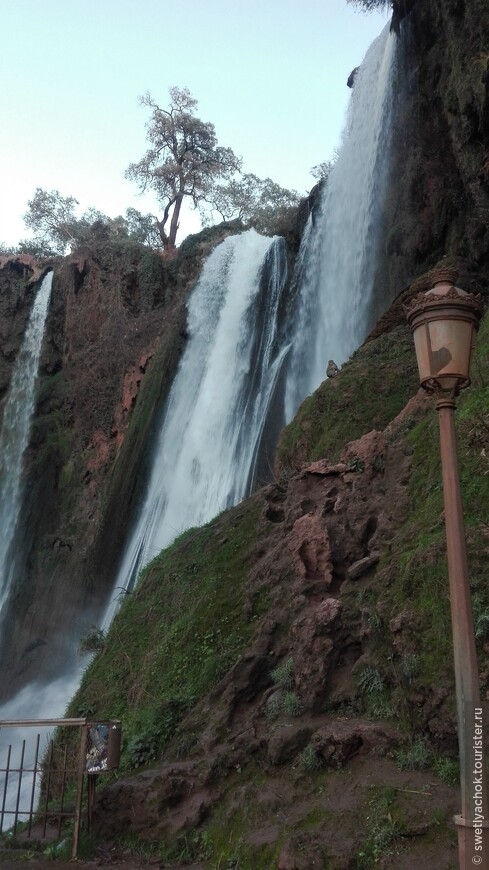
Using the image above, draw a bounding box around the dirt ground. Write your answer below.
[0,749,460,869]
[0,854,206,869]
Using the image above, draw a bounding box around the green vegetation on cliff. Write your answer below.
[67,308,487,867]
[71,497,268,766]
[369,311,489,712]
[275,325,420,473]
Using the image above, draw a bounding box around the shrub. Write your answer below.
[298,745,323,772]
[433,756,459,785]
[266,690,303,722]
[78,627,106,656]
[400,653,420,683]
[271,657,294,689]
[125,732,159,769]
[395,736,431,771]
[281,691,303,717]
[357,666,385,695]
[347,457,366,473]
[356,666,394,719]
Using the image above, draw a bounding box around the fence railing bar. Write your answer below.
[0,764,80,773]
[42,739,54,839]
[0,765,52,775]
[0,743,11,834]
[1,808,75,818]
[0,719,87,728]
[57,742,69,839]
[13,739,26,835]
[0,718,121,858]
[72,724,88,860]
[27,732,41,837]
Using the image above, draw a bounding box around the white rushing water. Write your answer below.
[103,229,288,624]
[0,270,53,617]
[0,670,83,828]
[285,25,397,419]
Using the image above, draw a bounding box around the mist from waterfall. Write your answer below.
[103,229,289,625]
[285,25,397,419]
[0,271,53,619]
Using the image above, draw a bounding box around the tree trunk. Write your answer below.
[168,195,184,250]
[155,219,169,249]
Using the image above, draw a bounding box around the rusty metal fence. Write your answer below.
[0,718,121,859]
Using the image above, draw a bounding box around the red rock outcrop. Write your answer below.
[0,253,45,285]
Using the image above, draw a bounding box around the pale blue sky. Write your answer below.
[0,0,388,247]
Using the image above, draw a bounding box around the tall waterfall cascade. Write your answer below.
[104,229,289,625]
[0,270,53,618]
[285,25,397,420]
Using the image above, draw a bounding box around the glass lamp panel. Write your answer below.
[427,319,474,377]
[413,323,431,381]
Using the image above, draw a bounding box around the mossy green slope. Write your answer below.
[275,325,420,474]
[70,497,267,766]
[368,310,489,717]
[72,309,489,765]
[67,310,488,868]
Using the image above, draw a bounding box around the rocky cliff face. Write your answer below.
[378,0,489,296]
[0,1,488,865]
[0,258,42,398]
[0,227,243,697]
[66,2,489,866]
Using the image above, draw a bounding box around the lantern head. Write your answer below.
[404,268,483,395]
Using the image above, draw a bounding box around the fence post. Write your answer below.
[72,723,88,860]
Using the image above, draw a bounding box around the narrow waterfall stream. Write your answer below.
[0,270,53,619]
[103,229,289,625]
[0,271,54,817]
[285,25,397,419]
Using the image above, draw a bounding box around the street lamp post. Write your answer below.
[405,267,488,869]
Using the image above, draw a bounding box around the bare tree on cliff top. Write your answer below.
[210,173,300,235]
[22,189,162,255]
[345,0,391,10]
[23,188,79,255]
[126,86,242,252]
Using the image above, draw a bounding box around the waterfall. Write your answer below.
[0,22,402,824]
[0,18,399,725]
[0,270,53,618]
[103,229,289,623]
[285,25,397,419]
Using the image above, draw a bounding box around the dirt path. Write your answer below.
[0,852,206,869]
